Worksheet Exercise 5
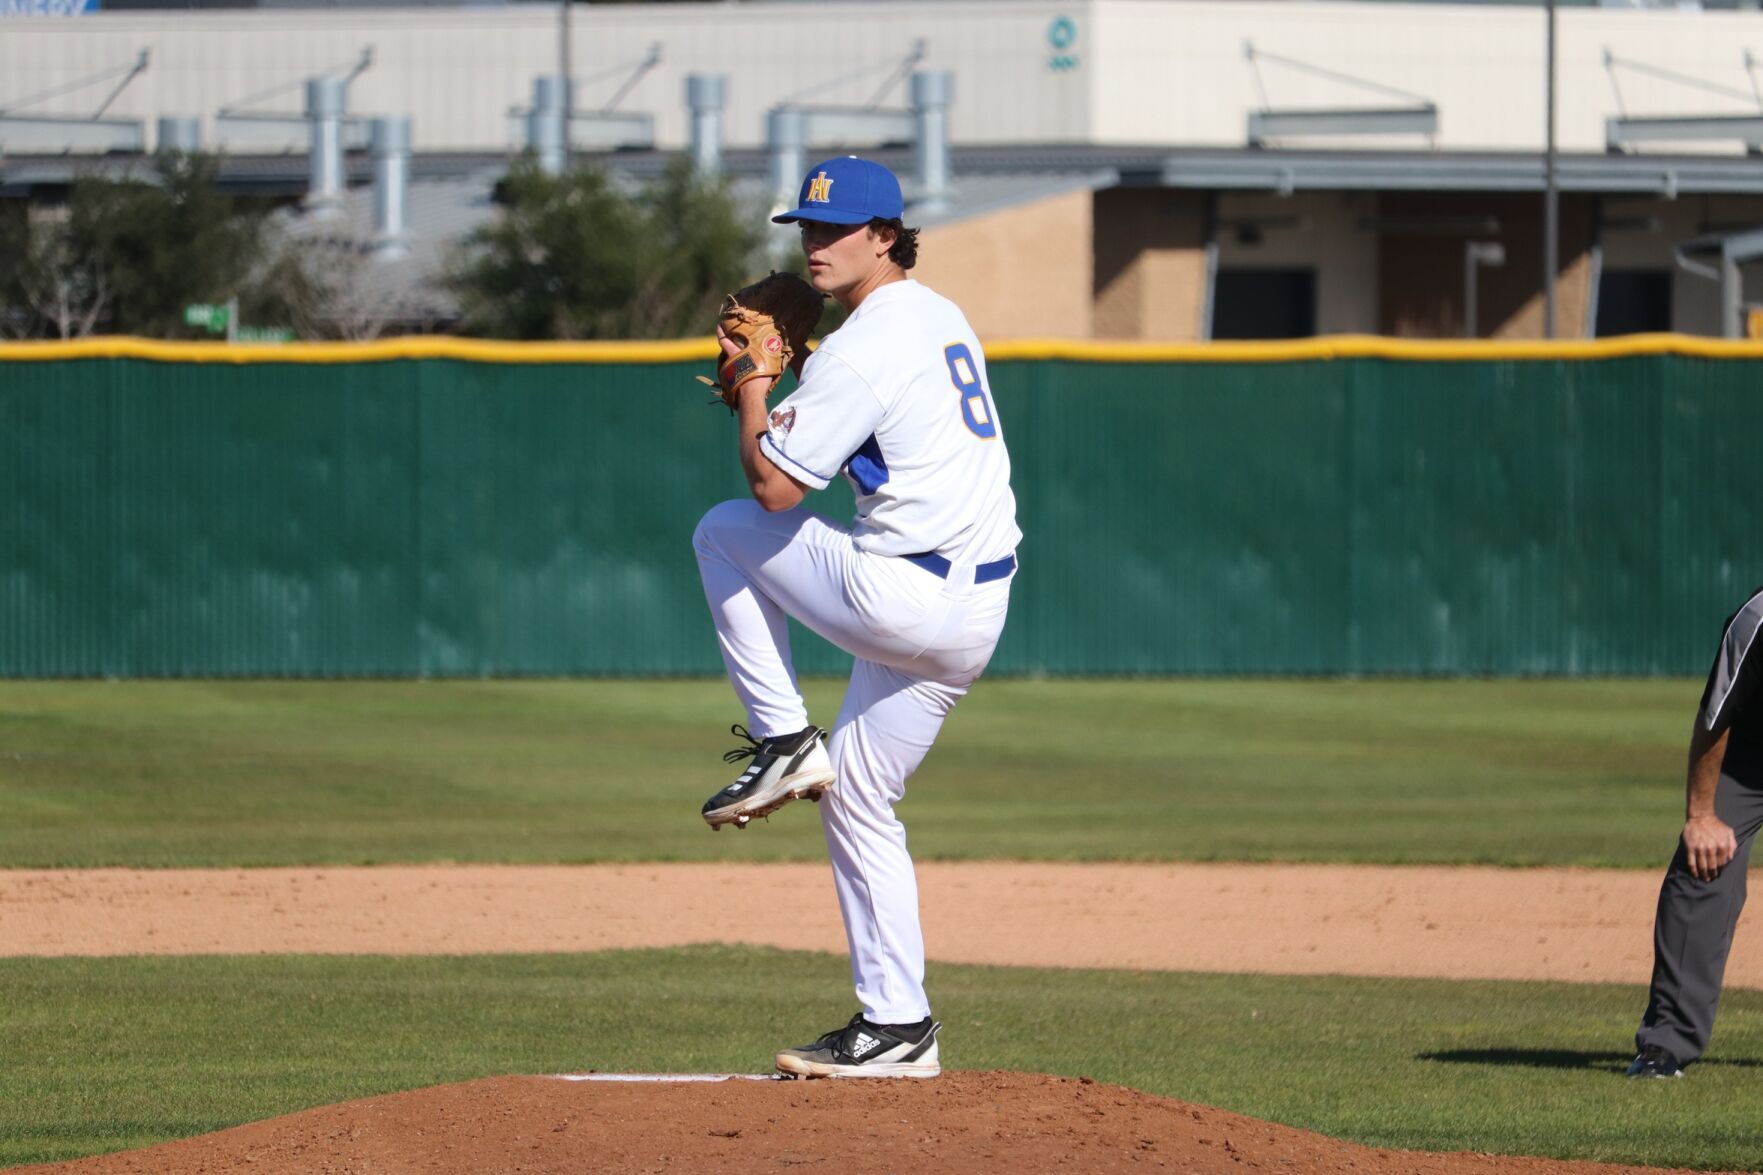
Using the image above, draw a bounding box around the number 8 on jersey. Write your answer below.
[944,343,998,439]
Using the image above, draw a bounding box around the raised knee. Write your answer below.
[693,498,759,555]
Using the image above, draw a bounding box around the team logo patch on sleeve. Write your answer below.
[770,407,797,434]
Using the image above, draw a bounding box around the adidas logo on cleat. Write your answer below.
[701,723,836,830]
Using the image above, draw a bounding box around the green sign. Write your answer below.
[183,301,293,343]
[183,302,230,332]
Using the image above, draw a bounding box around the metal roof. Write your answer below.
[11,143,1763,198]
[1138,148,1763,197]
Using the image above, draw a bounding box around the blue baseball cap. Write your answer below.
[772,156,904,225]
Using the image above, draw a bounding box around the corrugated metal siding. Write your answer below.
[2,360,116,676]
[979,352,1763,676]
[2,350,1760,677]
[987,358,1354,675]
[1658,355,1763,666]
[106,359,424,676]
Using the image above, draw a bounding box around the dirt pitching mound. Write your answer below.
[16,1071,1736,1175]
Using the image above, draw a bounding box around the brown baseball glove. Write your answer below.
[696,271,825,410]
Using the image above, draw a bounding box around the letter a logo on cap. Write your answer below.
[771,157,902,225]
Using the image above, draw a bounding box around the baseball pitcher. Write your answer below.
[692,155,1020,1078]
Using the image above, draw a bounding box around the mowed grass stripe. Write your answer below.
[0,679,1700,868]
[2,947,1760,1171]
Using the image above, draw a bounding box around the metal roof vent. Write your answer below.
[371,115,412,260]
[687,73,726,176]
[305,77,348,217]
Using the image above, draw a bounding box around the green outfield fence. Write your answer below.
[2,334,1760,678]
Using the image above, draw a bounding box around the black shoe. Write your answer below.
[1626,1044,1684,1079]
[774,1012,941,1079]
[701,724,835,829]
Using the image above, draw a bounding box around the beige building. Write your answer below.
[913,166,1763,342]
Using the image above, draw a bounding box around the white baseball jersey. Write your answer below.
[694,275,1020,1029]
[757,280,1021,568]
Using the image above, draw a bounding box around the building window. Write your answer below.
[1595,269,1671,337]
[1213,268,1317,340]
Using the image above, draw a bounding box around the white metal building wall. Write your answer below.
[1094,1,1763,154]
[3,1,1762,154]
[0,2,1090,153]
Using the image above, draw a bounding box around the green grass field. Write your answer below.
[0,678,1700,867]
[3,678,1758,1171]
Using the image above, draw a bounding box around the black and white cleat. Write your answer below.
[701,724,835,830]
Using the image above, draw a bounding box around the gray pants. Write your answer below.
[1636,770,1763,1064]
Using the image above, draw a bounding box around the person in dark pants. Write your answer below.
[1629,586,1763,1078]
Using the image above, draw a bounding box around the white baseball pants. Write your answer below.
[693,498,1012,1024]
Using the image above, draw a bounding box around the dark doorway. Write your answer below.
[1595,269,1671,337]
[1213,268,1317,339]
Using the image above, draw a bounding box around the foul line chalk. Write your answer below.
[551,1073,780,1083]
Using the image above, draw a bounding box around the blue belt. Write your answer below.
[904,551,1017,584]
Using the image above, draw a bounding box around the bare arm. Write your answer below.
[712,323,809,511]
[1682,719,1736,882]
[733,377,808,512]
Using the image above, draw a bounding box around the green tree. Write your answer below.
[65,153,302,338]
[0,205,31,336]
[447,158,769,340]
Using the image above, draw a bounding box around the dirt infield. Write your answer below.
[3,862,1758,987]
[8,862,1758,1174]
[14,1071,1746,1175]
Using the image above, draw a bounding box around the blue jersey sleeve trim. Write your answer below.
[759,434,832,490]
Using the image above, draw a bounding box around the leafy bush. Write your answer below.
[0,154,309,340]
[447,158,768,341]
